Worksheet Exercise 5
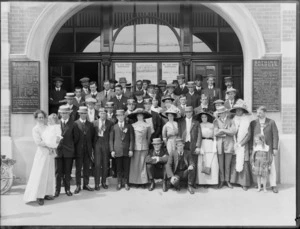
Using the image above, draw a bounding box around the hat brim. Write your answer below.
[162,97,175,102]
[230,107,250,114]
[160,111,179,119]
[58,110,72,113]
[194,111,215,123]
[127,111,152,120]
[216,109,228,114]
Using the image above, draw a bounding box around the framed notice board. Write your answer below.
[252,59,281,111]
[11,61,40,113]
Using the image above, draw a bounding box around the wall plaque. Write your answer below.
[252,59,281,111]
[11,61,40,113]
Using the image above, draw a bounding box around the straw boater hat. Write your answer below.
[65,93,75,99]
[226,88,237,94]
[194,110,215,123]
[115,109,125,116]
[152,138,163,145]
[230,101,251,114]
[85,97,97,104]
[213,99,225,105]
[224,76,233,82]
[105,102,114,108]
[77,106,88,113]
[161,95,175,102]
[215,106,228,114]
[98,107,107,114]
[119,77,127,83]
[177,74,185,80]
[127,108,152,120]
[175,137,184,145]
[186,81,195,88]
[166,84,176,88]
[53,77,64,83]
[79,77,90,83]
[160,106,179,119]
[206,74,216,81]
[58,105,71,113]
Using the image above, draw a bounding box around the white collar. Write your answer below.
[189,92,194,95]
[116,95,122,99]
[55,87,61,91]
[79,118,86,123]
[259,117,266,124]
[62,119,68,124]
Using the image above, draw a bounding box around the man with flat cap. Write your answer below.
[110,85,128,111]
[73,106,95,194]
[174,74,188,96]
[166,138,196,194]
[79,77,90,99]
[202,74,222,109]
[49,77,67,114]
[93,107,114,190]
[85,97,99,122]
[145,138,169,192]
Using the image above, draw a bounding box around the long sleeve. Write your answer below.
[159,149,169,163]
[271,120,279,150]
[166,154,174,178]
[162,124,167,140]
[147,126,152,145]
[223,119,237,136]
[109,126,115,152]
[196,123,202,148]
[129,124,135,151]
[32,126,46,147]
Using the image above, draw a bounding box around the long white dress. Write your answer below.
[23,124,56,202]
[196,123,219,185]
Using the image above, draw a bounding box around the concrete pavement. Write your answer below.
[0,179,296,226]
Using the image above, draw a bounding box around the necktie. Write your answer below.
[105,91,107,98]
[92,93,96,98]
[62,121,65,129]
[120,123,123,129]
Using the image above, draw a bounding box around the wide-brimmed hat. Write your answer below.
[186,81,195,88]
[119,77,127,83]
[160,106,179,119]
[152,138,163,145]
[53,77,64,83]
[127,108,152,120]
[194,110,215,123]
[226,88,237,94]
[230,101,251,114]
[161,95,175,102]
[213,99,225,104]
[85,97,97,104]
[65,92,75,99]
[77,106,88,113]
[105,102,114,108]
[215,106,228,114]
[79,77,90,83]
[134,91,144,97]
[115,109,125,116]
[158,80,167,87]
[177,74,185,80]
[58,105,71,113]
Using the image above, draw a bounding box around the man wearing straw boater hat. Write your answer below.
[224,88,243,110]
[85,97,99,122]
[105,102,117,124]
[93,107,114,190]
[174,74,188,96]
[165,138,196,194]
[64,92,79,121]
[73,106,95,194]
[178,106,202,185]
[186,81,201,109]
[213,105,237,189]
[110,109,134,191]
[79,77,90,99]
[145,138,169,192]
[56,105,79,197]
[202,74,222,109]
[49,77,67,114]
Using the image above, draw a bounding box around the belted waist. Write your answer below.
[202,137,213,140]
[168,136,177,139]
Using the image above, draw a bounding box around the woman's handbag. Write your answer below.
[201,153,216,175]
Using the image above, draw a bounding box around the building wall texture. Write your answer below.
[1,2,296,184]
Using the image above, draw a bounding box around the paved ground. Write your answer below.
[0,178,296,227]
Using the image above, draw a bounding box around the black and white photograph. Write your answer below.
[0,0,298,227]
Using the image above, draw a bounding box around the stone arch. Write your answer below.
[25,2,266,111]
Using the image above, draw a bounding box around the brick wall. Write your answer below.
[8,2,48,54]
[245,3,281,53]
[282,57,296,88]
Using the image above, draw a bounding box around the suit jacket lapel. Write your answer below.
[174,153,179,172]
[264,118,270,129]
[190,120,195,133]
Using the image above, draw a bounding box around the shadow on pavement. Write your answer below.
[1,212,51,220]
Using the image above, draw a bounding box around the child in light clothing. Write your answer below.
[251,134,273,193]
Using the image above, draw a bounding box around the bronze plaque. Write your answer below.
[11,61,40,113]
[252,59,281,111]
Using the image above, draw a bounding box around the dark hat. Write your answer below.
[109,79,118,84]
[161,95,175,102]
[172,80,178,84]
[136,80,142,84]
[53,77,64,82]
[194,110,215,123]
[134,91,144,97]
[158,80,167,87]
[126,83,133,88]
[79,77,90,83]
[127,108,152,120]
[142,79,151,84]
[119,77,127,83]
[177,74,185,80]
[224,76,233,82]
[148,84,155,88]
[195,74,203,81]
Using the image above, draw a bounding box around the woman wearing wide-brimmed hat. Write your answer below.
[194,111,219,188]
[161,106,180,155]
[229,101,253,191]
[128,108,152,188]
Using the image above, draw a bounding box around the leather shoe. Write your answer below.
[272,186,279,193]
[74,186,81,194]
[226,181,233,189]
[116,183,122,190]
[148,180,155,191]
[242,186,248,191]
[54,191,60,197]
[125,183,130,191]
[218,181,225,189]
[95,185,100,191]
[188,185,195,194]
[83,185,94,191]
[65,190,73,196]
[162,181,168,192]
[37,198,44,205]
[44,195,54,200]
[101,183,108,189]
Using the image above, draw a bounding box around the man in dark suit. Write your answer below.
[105,102,117,124]
[195,74,204,95]
[142,80,150,97]
[56,105,79,197]
[93,108,114,190]
[249,106,279,193]
[222,76,240,100]
[79,77,90,99]
[64,92,79,121]
[143,98,162,142]
[134,91,145,109]
[185,81,201,109]
[109,79,118,92]
[110,109,134,191]
[119,77,133,98]
[202,75,222,109]
[49,77,67,114]
[165,138,196,194]
[178,106,202,187]
[134,80,143,93]
[110,85,128,111]
[73,106,95,194]
[158,80,168,97]
[174,74,188,96]
[73,87,85,108]
[86,97,99,122]
[145,138,169,192]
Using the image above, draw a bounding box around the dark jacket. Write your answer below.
[49,88,67,114]
[74,120,95,159]
[185,92,201,108]
[93,119,114,147]
[151,110,162,140]
[174,85,189,96]
[166,150,195,178]
[110,95,128,111]
[145,148,169,164]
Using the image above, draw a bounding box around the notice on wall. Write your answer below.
[136,63,157,84]
[115,62,132,83]
[11,61,40,113]
[252,59,281,111]
[162,62,179,84]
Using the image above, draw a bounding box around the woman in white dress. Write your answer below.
[23,111,60,205]
[194,111,219,187]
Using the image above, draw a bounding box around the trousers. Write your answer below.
[217,153,233,182]
[55,157,73,192]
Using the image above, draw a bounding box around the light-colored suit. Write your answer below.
[85,92,102,103]
[98,89,115,107]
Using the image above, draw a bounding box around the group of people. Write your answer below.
[23,73,279,206]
